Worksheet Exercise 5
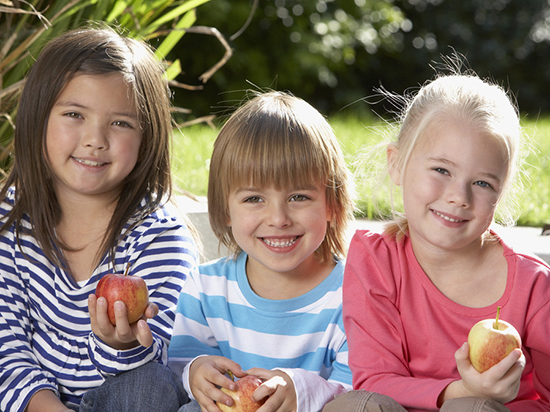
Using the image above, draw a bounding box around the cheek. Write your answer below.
[117,136,142,170]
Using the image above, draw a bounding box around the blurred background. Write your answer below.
[1,0,549,226]
[170,0,550,120]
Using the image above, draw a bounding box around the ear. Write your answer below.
[387,143,402,186]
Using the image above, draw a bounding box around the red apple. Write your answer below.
[95,266,148,325]
[217,374,266,412]
[468,306,522,373]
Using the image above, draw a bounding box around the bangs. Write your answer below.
[225,119,331,191]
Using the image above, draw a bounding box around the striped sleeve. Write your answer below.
[0,197,198,411]
[88,207,198,376]
[168,255,352,411]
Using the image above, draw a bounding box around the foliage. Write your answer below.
[0,0,211,174]
[170,0,409,117]
[172,115,550,228]
[169,0,550,120]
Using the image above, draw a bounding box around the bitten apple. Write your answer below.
[95,265,148,325]
[468,306,522,373]
[217,374,266,412]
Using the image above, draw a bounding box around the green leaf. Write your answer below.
[155,9,196,59]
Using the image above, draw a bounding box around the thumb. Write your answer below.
[455,342,472,373]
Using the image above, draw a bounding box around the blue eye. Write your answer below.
[474,181,492,189]
[434,167,449,175]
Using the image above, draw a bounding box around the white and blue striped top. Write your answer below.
[0,189,198,412]
[168,253,352,412]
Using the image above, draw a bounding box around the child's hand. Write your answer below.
[454,342,525,404]
[88,294,158,349]
[189,356,247,412]
[246,368,297,412]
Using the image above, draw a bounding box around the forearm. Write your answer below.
[25,390,72,412]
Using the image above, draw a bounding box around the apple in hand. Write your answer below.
[217,374,266,412]
[95,265,149,325]
[468,306,522,373]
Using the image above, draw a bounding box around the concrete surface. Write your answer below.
[176,195,550,266]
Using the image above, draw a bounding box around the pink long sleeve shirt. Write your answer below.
[344,230,550,412]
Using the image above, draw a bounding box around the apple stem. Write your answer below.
[495,306,501,329]
[227,370,235,382]
[123,262,131,277]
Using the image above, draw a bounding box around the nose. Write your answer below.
[446,180,471,208]
[82,123,109,150]
[266,201,292,228]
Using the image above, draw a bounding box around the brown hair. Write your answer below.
[208,91,354,263]
[0,26,173,270]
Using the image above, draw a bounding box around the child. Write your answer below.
[168,91,355,412]
[326,73,550,411]
[0,27,198,411]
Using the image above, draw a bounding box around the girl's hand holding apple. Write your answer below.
[450,341,524,404]
[88,292,158,349]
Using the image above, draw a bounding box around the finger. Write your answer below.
[144,302,159,319]
[197,395,226,412]
[455,342,472,373]
[134,319,153,347]
[487,348,523,380]
[114,301,130,327]
[245,367,271,380]
[88,294,98,327]
[95,297,115,331]
[253,377,284,402]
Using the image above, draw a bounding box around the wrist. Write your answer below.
[438,380,468,407]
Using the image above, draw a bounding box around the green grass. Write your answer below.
[171,115,550,228]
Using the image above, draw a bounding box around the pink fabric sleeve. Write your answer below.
[343,231,452,411]
[343,230,550,412]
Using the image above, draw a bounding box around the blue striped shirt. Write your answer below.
[0,190,198,411]
[168,253,352,412]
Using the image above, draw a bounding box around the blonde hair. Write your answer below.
[362,74,523,239]
[208,91,354,263]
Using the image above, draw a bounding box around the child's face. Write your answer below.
[227,182,332,278]
[391,119,508,252]
[45,72,142,203]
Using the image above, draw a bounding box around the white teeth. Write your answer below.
[433,210,463,222]
[74,157,106,167]
[263,237,298,248]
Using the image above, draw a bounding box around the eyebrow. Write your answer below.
[54,100,138,119]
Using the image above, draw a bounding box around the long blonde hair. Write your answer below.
[360,73,524,240]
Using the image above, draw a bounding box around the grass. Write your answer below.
[171,115,550,228]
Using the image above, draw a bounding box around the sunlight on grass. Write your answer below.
[172,116,550,227]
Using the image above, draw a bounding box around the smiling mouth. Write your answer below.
[73,157,107,167]
[262,237,299,248]
[432,210,465,223]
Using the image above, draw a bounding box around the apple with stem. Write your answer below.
[95,263,149,325]
[217,372,266,412]
[468,306,522,373]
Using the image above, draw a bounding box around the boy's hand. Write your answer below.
[453,342,525,404]
[189,356,247,412]
[88,294,158,349]
[246,368,297,412]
